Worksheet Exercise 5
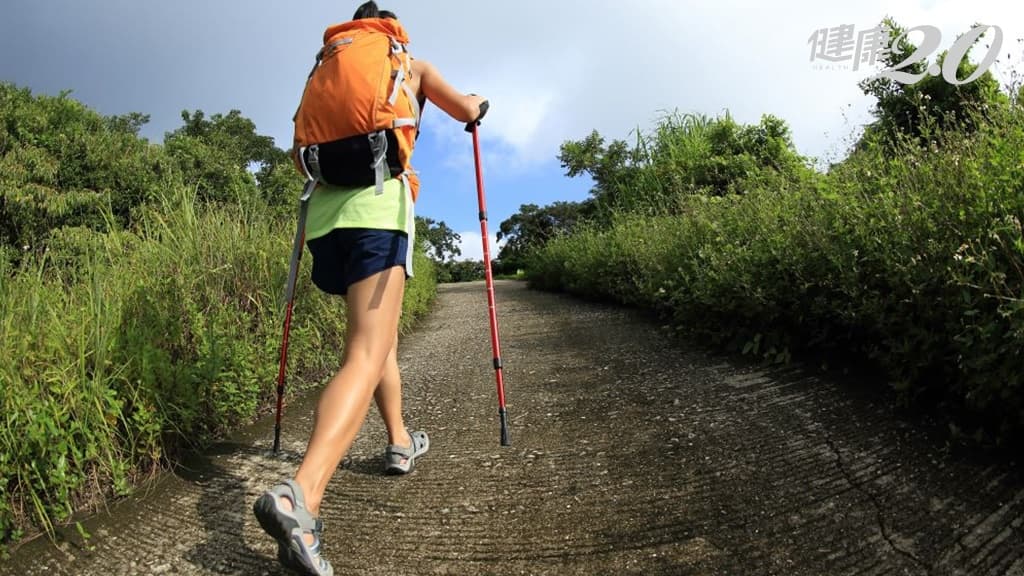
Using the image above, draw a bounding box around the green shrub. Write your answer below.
[0,83,180,258]
[0,186,437,548]
[0,84,440,551]
[530,104,1024,442]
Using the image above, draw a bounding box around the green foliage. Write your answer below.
[162,109,300,207]
[558,111,812,222]
[496,201,592,272]
[430,259,486,284]
[0,87,438,551]
[0,83,309,275]
[448,259,486,283]
[413,216,493,284]
[169,109,284,171]
[857,18,1007,150]
[531,101,1024,445]
[559,130,638,212]
[404,243,439,322]
[162,134,259,205]
[415,216,462,264]
[0,83,179,258]
[257,158,307,211]
[104,112,151,136]
[641,111,810,198]
[0,187,437,547]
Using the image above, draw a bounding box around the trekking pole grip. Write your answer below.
[465,100,489,132]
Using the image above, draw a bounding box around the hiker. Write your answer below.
[252,3,488,575]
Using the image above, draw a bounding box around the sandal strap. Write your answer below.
[387,431,428,458]
[283,479,308,510]
[386,444,413,458]
[269,480,317,530]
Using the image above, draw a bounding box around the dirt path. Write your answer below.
[4,280,1024,575]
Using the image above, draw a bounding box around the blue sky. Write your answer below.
[2,0,1021,259]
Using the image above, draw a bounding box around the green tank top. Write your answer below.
[304,178,412,241]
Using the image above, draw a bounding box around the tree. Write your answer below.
[0,82,178,257]
[447,259,485,283]
[169,109,281,170]
[496,201,591,271]
[415,216,462,263]
[104,112,151,137]
[857,18,1007,149]
[255,154,304,209]
[163,109,288,204]
[558,111,809,220]
[643,111,807,198]
[558,130,642,220]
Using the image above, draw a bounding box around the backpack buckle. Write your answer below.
[298,145,323,183]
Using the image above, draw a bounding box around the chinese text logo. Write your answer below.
[809,23,1003,85]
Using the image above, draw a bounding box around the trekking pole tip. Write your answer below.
[499,407,510,446]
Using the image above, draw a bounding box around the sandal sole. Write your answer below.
[253,492,299,543]
[253,484,333,576]
[254,495,320,575]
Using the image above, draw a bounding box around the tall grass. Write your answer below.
[0,186,436,549]
[530,105,1024,443]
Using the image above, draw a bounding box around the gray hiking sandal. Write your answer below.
[252,480,333,576]
[384,430,430,475]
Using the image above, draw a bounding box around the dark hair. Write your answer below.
[353,1,397,20]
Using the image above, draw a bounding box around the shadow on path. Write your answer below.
[176,442,301,576]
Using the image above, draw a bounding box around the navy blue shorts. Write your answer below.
[306,228,408,296]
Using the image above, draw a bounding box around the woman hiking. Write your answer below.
[252,3,488,574]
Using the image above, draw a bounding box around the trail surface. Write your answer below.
[4,281,1023,575]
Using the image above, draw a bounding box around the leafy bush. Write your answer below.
[558,111,813,222]
[0,83,180,258]
[0,186,437,549]
[530,103,1024,443]
[0,83,440,552]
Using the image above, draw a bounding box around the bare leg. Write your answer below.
[285,266,406,517]
[374,335,413,448]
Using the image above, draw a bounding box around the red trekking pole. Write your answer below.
[273,178,316,453]
[465,101,510,446]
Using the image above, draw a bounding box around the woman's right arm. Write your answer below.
[414,59,486,123]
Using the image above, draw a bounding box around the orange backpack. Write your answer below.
[292,18,422,201]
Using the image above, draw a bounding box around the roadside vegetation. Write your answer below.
[513,21,1024,446]
[0,82,441,552]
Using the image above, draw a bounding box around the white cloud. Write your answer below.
[454,230,505,263]
[388,0,1024,168]
[9,0,1020,196]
